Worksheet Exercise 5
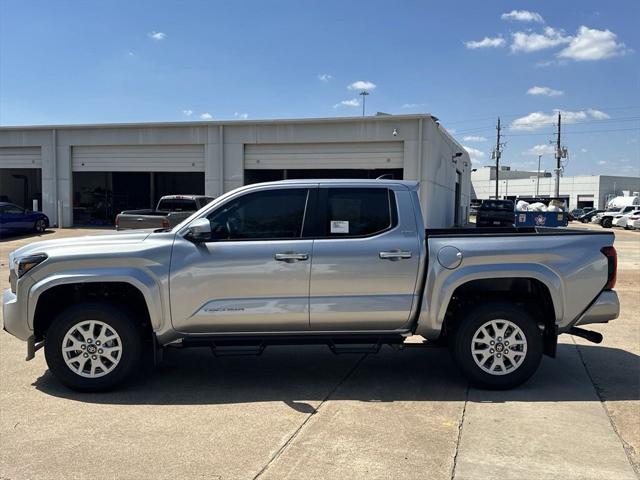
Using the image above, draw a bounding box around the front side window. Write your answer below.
[323,188,395,237]
[207,188,309,240]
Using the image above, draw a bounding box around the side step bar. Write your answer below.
[179,334,407,356]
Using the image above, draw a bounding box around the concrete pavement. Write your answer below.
[1,225,638,479]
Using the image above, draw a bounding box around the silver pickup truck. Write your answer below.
[115,195,214,230]
[3,180,619,392]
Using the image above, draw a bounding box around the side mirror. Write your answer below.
[186,218,211,242]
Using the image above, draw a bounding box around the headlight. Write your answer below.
[14,253,48,278]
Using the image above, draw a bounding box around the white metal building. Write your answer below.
[471,166,640,209]
[0,114,471,228]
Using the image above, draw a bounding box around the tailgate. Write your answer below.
[117,214,166,230]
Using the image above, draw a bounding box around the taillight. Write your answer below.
[162,218,170,229]
[629,215,640,220]
[601,246,617,290]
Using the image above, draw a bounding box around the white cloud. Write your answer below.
[234,112,249,119]
[182,109,193,117]
[510,109,609,130]
[511,27,571,53]
[333,99,360,108]
[598,160,607,165]
[501,10,544,23]
[588,109,610,120]
[581,148,589,153]
[463,146,485,163]
[318,73,333,82]
[465,36,505,49]
[126,51,135,57]
[558,26,628,61]
[200,113,213,120]
[463,135,487,143]
[527,86,564,97]
[347,80,376,91]
[524,144,556,156]
[148,31,166,41]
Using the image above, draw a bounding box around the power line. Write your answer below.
[505,127,640,137]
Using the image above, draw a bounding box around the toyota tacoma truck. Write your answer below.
[115,195,214,230]
[2,180,620,391]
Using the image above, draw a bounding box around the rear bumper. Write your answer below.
[573,290,620,327]
[2,288,32,341]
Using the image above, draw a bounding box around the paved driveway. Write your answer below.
[1,226,638,479]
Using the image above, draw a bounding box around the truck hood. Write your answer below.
[10,230,155,259]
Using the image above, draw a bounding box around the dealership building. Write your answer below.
[0,114,471,228]
[471,165,640,209]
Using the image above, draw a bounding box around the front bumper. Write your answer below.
[574,290,620,327]
[2,288,32,341]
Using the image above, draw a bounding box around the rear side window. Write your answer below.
[158,199,198,211]
[322,188,396,237]
[207,188,309,240]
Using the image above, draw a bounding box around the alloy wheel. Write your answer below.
[61,320,122,378]
[471,319,528,376]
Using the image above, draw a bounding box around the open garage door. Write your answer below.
[0,147,41,168]
[244,142,403,170]
[0,147,42,208]
[72,145,204,172]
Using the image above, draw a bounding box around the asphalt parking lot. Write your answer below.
[1,225,638,480]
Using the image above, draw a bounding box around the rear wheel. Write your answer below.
[450,302,543,389]
[34,218,46,233]
[44,303,142,391]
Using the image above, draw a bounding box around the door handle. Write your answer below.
[275,252,309,262]
[379,250,412,260]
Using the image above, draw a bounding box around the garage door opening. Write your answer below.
[73,172,204,226]
[0,168,42,209]
[245,168,403,185]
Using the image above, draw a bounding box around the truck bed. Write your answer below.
[425,226,611,237]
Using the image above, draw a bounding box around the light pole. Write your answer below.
[359,90,369,116]
[536,154,542,197]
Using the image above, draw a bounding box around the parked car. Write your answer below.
[3,180,619,392]
[569,208,584,221]
[115,195,214,230]
[578,209,604,223]
[612,210,640,229]
[475,199,515,227]
[593,206,638,228]
[0,202,50,237]
[627,213,640,230]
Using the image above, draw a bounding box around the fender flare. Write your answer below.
[27,268,165,332]
[416,263,563,339]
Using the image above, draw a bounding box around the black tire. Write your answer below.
[44,303,142,392]
[449,302,543,389]
[601,217,613,228]
[34,218,47,233]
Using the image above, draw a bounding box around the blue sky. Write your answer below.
[1,0,638,176]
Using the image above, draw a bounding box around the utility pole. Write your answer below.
[553,112,567,198]
[536,154,542,197]
[359,91,369,117]
[492,117,502,199]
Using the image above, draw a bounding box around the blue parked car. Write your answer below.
[0,202,50,237]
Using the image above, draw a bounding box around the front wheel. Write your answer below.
[44,303,142,391]
[601,217,613,228]
[450,302,543,389]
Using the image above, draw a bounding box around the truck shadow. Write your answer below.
[32,343,640,410]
